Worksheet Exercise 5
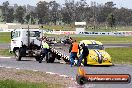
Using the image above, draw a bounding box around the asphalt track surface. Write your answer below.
[0,43,132,88]
[0,57,132,88]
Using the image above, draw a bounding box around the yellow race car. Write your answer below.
[79,40,113,66]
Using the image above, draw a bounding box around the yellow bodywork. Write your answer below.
[79,40,113,66]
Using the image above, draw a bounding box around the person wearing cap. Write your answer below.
[69,40,79,67]
[77,43,89,66]
[39,39,49,63]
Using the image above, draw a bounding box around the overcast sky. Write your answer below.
[0,0,131,9]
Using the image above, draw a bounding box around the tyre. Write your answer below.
[76,76,87,85]
[15,49,22,61]
[35,56,40,61]
[46,52,55,63]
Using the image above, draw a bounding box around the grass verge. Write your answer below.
[0,49,13,56]
[0,32,10,43]
[0,79,61,88]
[106,47,132,64]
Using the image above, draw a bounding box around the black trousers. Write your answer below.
[39,48,49,62]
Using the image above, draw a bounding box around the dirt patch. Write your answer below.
[0,67,76,88]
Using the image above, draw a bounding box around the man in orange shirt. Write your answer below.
[69,40,79,67]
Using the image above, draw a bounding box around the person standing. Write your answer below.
[69,40,79,67]
[77,43,89,66]
[39,39,49,63]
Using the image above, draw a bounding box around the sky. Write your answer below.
[0,0,131,9]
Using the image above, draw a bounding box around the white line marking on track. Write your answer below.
[33,70,38,72]
[0,66,4,68]
[6,67,12,69]
[46,72,56,75]
[0,57,11,59]
[16,68,20,70]
[59,75,69,78]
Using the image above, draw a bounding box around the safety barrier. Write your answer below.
[1,29,132,36]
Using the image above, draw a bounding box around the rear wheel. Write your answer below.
[46,52,55,63]
[35,56,40,61]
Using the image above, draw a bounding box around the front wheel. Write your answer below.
[35,56,40,61]
[15,50,22,61]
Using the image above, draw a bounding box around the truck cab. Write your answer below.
[10,28,43,61]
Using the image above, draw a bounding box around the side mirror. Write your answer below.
[11,31,13,39]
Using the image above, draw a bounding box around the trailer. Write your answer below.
[46,43,71,63]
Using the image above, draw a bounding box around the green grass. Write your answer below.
[0,32,11,43]
[42,25,132,31]
[106,47,132,64]
[0,49,12,56]
[0,79,62,88]
[71,35,132,44]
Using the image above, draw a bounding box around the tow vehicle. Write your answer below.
[10,28,43,61]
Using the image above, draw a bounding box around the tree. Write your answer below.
[107,13,115,27]
[36,1,49,24]
[6,8,14,23]
[49,1,60,25]
[14,6,26,24]
[1,1,9,22]
[25,14,30,24]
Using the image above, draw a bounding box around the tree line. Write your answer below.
[1,0,132,27]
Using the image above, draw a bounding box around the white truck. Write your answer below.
[10,28,43,61]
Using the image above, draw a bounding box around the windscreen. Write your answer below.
[87,44,104,50]
[11,31,20,39]
[30,31,40,37]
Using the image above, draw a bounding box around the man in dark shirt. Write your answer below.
[77,43,89,66]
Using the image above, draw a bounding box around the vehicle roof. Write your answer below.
[79,40,103,45]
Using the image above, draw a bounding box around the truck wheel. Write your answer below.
[76,76,87,85]
[47,52,55,63]
[35,56,40,61]
[15,50,22,61]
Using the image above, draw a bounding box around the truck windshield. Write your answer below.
[30,31,40,37]
[87,44,104,50]
[11,31,20,39]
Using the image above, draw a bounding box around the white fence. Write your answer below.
[1,29,132,36]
